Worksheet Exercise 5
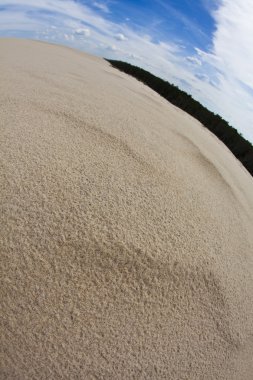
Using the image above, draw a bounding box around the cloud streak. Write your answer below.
[93,2,110,13]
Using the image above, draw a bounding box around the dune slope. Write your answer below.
[1,38,253,380]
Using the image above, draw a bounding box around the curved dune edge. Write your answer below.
[1,38,253,379]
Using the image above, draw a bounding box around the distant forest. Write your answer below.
[107,59,253,176]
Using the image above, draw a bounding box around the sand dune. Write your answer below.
[1,38,253,379]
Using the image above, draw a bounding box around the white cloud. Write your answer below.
[107,44,118,51]
[93,2,109,13]
[115,33,127,41]
[128,53,141,60]
[64,33,74,41]
[75,28,90,37]
[212,0,253,88]
[186,56,202,66]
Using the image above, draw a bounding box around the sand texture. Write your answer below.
[1,38,253,380]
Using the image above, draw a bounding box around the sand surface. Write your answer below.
[1,38,253,379]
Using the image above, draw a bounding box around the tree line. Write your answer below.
[107,59,253,176]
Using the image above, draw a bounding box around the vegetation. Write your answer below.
[107,59,253,176]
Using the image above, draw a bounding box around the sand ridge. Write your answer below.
[1,38,253,379]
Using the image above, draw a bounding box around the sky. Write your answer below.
[0,0,253,143]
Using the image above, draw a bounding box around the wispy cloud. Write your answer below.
[186,56,202,66]
[155,0,210,41]
[93,2,110,13]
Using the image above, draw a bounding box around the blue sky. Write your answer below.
[0,0,253,142]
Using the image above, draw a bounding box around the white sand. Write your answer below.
[1,38,253,379]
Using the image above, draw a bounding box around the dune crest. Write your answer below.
[1,39,253,380]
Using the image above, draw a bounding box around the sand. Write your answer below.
[1,38,253,380]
